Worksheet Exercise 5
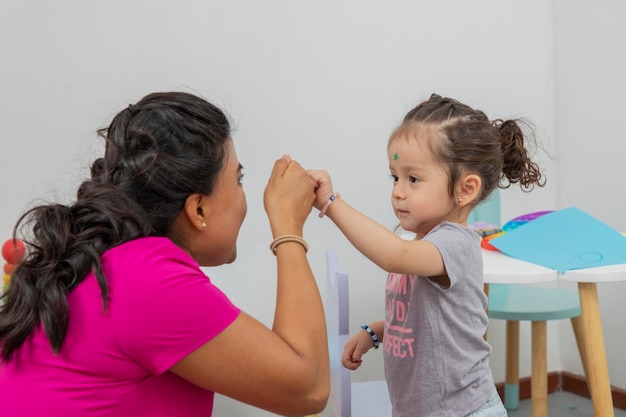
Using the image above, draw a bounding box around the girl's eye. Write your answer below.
[409,176,419,184]
[390,174,399,183]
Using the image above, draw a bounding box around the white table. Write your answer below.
[483,249,626,417]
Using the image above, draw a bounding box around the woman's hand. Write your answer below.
[264,155,315,237]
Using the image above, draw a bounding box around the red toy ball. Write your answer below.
[2,239,26,264]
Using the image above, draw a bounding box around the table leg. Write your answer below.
[570,315,589,386]
[504,320,520,410]
[531,321,547,417]
[484,283,490,341]
[578,282,614,417]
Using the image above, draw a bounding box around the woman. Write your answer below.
[0,91,329,417]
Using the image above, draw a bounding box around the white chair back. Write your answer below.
[326,249,393,417]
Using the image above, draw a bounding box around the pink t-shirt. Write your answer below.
[0,237,240,417]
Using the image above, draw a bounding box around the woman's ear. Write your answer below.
[456,174,481,207]
[183,193,208,231]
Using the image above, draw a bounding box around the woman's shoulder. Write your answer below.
[102,236,200,280]
[106,236,190,261]
[109,235,182,251]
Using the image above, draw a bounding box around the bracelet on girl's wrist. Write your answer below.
[319,192,340,218]
[360,323,380,349]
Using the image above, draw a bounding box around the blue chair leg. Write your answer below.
[504,383,520,410]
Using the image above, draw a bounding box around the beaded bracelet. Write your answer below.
[360,323,380,349]
[269,235,308,255]
[318,192,340,218]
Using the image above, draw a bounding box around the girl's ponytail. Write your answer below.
[496,119,545,191]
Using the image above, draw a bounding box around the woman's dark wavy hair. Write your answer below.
[390,93,546,204]
[0,92,232,362]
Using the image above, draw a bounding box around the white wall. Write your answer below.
[5,1,616,415]
[553,0,626,390]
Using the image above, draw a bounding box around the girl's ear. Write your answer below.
[183,193,208,231]
[456,174,481,207]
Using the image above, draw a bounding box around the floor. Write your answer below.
[507,391,626,416]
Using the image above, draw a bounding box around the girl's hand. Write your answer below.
[307,169,335,211]
[341,330,375,370]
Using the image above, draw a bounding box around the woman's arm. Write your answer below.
[171,311,329,416]
[171,157,329,417]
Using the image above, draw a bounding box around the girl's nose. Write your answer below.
[392,184,405,200]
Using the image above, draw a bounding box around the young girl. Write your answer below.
[309,93,545,417]
[0,92,329,416]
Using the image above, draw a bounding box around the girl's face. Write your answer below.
[198,139,247,266]
[388,131,459,237]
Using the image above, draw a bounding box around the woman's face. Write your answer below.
[197,139,247,266]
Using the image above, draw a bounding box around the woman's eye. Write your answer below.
[238,173,245,185]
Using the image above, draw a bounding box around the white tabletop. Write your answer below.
[482,249,626,284]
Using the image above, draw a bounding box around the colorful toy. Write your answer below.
[468,221,503,250]
[2,238,26,294]
[468,221,501,237]
[501,210,554,232]
[481,231,506,251]
[480,211,554,251]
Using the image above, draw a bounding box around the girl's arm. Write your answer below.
[309,170,445,277]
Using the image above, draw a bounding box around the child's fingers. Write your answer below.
[342,353,362,370]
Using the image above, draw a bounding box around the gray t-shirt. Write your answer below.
[383,222,495,417]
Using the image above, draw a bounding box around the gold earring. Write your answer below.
[201,222,207,229]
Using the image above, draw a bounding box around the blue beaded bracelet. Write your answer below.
[360,324,380,349]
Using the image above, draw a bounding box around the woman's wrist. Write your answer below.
[270,229,303,240]
[268,220,303,239]
[270,235,308,255]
